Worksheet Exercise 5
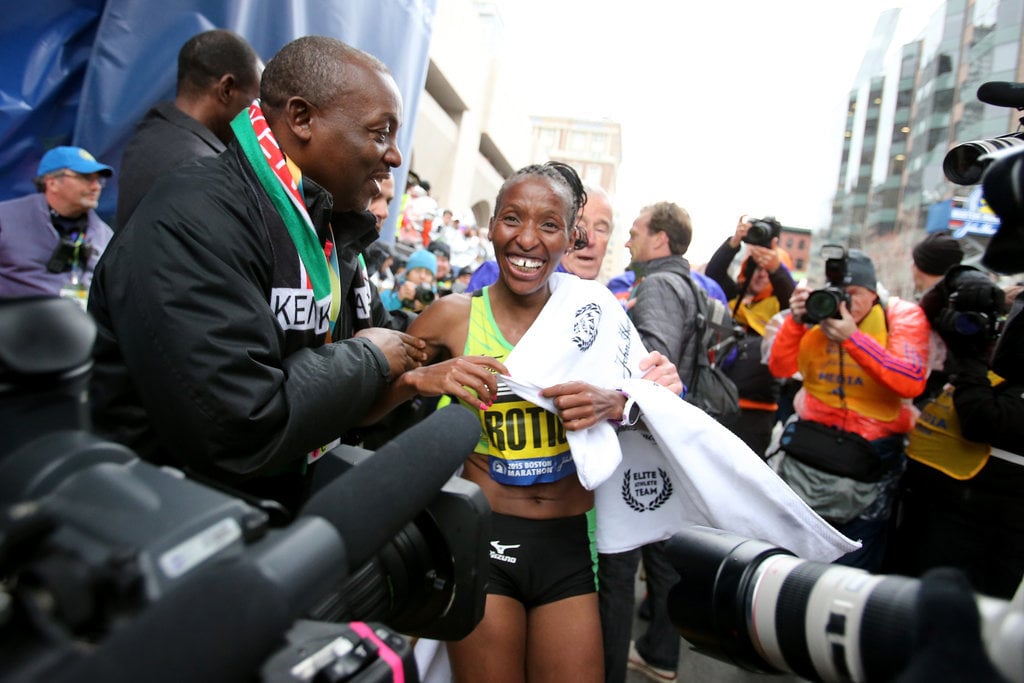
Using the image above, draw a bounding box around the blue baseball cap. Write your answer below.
[37,146,113,178]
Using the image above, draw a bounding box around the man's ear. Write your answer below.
[654,229,669,251]
[216,74,237,105]
[283,96,314,142]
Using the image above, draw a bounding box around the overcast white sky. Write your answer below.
[497,0,945,268]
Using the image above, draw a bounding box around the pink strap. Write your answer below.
[349,621,404,683]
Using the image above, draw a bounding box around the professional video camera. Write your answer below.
[943,79,1024,275]
[742,216,782,248]
[664,526,1024,683]
[0,296,490,682]
[803,244,851,324]
[943,81,1024,186]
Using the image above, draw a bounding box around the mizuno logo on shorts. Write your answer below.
[489,540,521,563]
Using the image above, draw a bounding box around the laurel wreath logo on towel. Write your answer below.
[621,468,674,511]
[571,302,601,351]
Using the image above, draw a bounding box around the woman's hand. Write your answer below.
[400,355,508,409]
[540,381,626,431]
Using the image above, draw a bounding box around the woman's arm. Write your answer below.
[361,295,507,424]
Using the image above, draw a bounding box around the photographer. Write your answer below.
[767,249,929,571]
[706,215,795,456]
[380,248,439,313]
[0,146,114,305]
[895,266,1024,599]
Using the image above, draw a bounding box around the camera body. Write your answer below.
[46,237,92,273]
[413,282,436,305]
[400,282,436,309]
[741,216,782,248]
[804,244,852,324]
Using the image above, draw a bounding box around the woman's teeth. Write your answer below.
[508,256,543,271]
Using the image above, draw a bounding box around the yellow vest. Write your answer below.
[728,295,779,337]
[906,373,1003,479]
[798,305,902,422]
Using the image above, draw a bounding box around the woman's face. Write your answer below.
[489,176,572,296]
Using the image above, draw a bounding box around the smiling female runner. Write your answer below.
[367,162,681,682]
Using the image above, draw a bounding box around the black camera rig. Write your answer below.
[0,297,490,682]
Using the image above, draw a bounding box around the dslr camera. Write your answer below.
[742,216,782,248]
[412,282,436,306]
[803,244,851,324]
[46,236,92,273]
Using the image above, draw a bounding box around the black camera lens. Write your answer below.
[805,289,843,324]
[665,527,923,683]
[415,284,436,305]
[953,311,987,336]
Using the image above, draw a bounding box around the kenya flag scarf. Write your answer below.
[231,102,340,334]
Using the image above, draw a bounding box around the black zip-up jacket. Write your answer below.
[89,143,399,502]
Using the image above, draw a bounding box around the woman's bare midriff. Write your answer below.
[462,452,593,519]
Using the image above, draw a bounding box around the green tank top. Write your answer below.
[458,288,575,486]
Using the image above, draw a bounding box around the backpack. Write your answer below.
[677,272,742,426]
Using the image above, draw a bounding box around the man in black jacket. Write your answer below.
[89,36,426,512]
[115,29,263,228]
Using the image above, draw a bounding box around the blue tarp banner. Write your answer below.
[1,0,435,239]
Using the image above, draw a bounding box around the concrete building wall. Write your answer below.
[406,0,532,230]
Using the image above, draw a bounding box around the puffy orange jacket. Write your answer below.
[769,297,930,440]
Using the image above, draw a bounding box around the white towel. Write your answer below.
[502,273,859,562]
